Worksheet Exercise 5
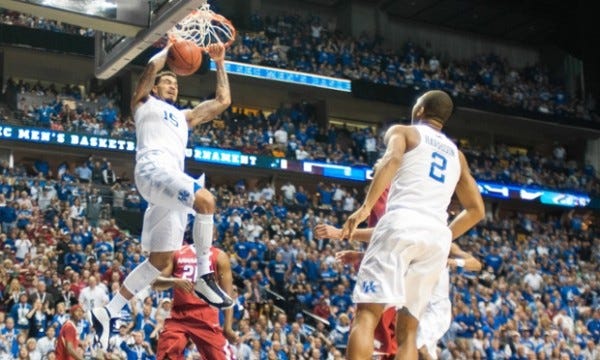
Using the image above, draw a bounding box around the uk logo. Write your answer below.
[177,190,191,204]
[361,281,378,294]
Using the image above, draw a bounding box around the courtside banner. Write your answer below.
[0,124,592,207]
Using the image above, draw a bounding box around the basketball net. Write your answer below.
[167,3,236,50]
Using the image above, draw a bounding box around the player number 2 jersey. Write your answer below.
[134,96,189,170]
[386,125,460,226]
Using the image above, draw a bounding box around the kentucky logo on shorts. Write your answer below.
[361,280,378,294]
[178,189,191,204]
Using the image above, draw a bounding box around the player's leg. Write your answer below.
[416,298,451,360]
[395,307,420,360]
[399,237,450,360]
[347,302,385,360]
[156,320,190,360]
[104,250,172,311]
[187,318,235,360]
[136,160,230,308]
[92,206,183,349]
[350,223,408,360]
[190,177,232,308]
[190,183,232,308]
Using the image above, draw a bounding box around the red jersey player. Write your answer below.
[55,304,85,360]
[153,245,237,360]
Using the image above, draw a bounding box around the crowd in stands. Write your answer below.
[230,13,596,122]
[1,78,599,196]
[2,6,598,123]
[0,157,599,359]
[0,8,94,36]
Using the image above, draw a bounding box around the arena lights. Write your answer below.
[1,124,592,208]
[209,60,352,92]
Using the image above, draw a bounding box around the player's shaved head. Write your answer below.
[413,90,454,125]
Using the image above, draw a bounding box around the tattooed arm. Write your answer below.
[185,43,231,128]
[131,45,170,113]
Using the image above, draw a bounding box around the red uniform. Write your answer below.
[157,245,235,360]
[55,320,79,360]
[368,186,389,227]
[373,308,397,359]
[368,187,397,358]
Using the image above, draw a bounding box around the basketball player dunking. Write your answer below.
[91,43,233,350]
[340,90,485,360]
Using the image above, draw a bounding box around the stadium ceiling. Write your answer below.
[305,0,585,58]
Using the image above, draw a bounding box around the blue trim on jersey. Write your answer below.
[193,180,202,193]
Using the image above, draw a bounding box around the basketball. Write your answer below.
[167,40,202,76]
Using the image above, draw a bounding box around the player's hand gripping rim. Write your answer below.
[205,42,226,62]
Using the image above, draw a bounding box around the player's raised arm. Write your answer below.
[131,45,171,112]
[448,151,485,240]
[185,43,231,128]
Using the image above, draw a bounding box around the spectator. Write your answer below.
[111,183,126,210]
[74,163,92,184]
[102,162,117,185]
[36,326,56,358]
[78,276,108,313]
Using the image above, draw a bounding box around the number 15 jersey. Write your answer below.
[386,125,460,227]
[135,96,189,171]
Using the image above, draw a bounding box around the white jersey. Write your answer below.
[134,96,189,170]
[386,125,460,226]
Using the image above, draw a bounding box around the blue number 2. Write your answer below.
[429,152,447,183]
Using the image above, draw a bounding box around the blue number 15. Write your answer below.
[429,152,447,183]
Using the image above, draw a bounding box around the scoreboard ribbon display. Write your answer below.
[0,124,591,208]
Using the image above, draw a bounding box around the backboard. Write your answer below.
[1,0,207,79]
[94,0,206,79]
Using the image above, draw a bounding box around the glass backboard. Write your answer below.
[94,0,207,79]
[1,0,206,79]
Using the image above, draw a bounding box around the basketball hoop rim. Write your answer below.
[167,9,237,50]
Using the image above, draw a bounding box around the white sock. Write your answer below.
[107,260,160,317]
[106,293,128,318]
[194,213,214,276]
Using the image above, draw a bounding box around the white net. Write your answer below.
[168,4,236,48]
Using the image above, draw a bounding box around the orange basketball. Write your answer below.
[167,40,202,76]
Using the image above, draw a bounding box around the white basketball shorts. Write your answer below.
[416,297,452,359]
[353,209,451,318]
[135,150,205,253]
